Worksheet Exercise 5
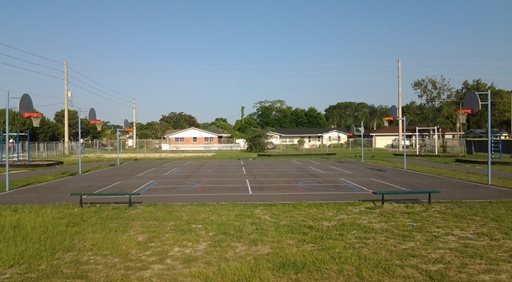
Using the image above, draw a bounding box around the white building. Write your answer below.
[267,128,348,148]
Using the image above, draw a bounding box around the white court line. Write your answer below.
[164,168,178,175]
[338,177,372,192]
[183,161,191,166]
[240,160,244,166]
[292,160,302,165]
[139,191,370,197]
[309,160,321,165]
[246,179,252,194]
[242,167,246,175]
[94,181,122,193]
[137,168,156,176]
[309,166,325,173]
[371,178,408,191]
[163,161,175,166]
[330,166,352,174]
[133,180,155,193]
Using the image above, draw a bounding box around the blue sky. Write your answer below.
[0,0,511,124]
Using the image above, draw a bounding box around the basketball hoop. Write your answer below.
[89,120,103,131]
[456,109,471,125]
[22,112,43,127]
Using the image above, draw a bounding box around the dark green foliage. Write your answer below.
[245,129,267,153]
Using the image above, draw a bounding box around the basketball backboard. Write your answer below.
[19,93,35,118]
[462,91,481,114]
[88,108,97,121]
[389,105,398,118]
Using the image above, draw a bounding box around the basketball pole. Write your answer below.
[5,92,10,192]
[397,59,403,151]
[132,98,137,149]
[64,61,69,155]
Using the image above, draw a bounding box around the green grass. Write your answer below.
[1,202,511,281]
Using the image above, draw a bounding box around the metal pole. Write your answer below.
[116,129,120,166]
[487,90,492,185]
[6,92,10,192]
[78,111,82,175]
[26,130,30,161]
[64,61,69,154]
[132,98,137,149]
[403,116,407,170]
[398,59,403,151]
[361,129,364,163]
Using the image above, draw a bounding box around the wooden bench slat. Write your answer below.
[372,189,440,205]
[70,192,140,207]
[372,190,440,195]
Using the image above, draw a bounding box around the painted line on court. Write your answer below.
[137,168,156,176]
[330,166,352,174]
[163,161,175,166]
[164,168,179,175]
[240,160,244,166]
[371,178,408,190]
[309,166,326,173]
[183,161,191,166]
[246,179,252,194]
[292,160,302,165]
[338,177,372,192]
[242,167,246,175]
[309,160,321,165]
[95,181,122,193]
[133,180,156,194]
[138,191,370,197]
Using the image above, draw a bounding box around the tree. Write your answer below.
[304,107,327,128]
[324,102,370,131]
[245,128,267,153]
[411,76,454,126]
[159,112,199,130]
[232,116,259,138]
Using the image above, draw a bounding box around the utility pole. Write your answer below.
[64,61,69,154]
[397,59,403,151]
[132,98,137,148]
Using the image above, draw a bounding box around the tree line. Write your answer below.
[1,77,510,142]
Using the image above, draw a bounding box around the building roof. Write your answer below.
[164,127,223,137]
[269,128,347,136]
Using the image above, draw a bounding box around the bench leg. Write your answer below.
[79,195,83,208]
[129,195,132,207]
[428,193,431,204]
[381,194,385,205]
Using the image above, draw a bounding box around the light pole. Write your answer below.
[116,128,123,166]
[5,92,15,192]
[394,116,408,170]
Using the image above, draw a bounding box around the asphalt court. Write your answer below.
[1,159,512,205]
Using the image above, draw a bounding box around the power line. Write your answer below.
[0,60,62,80]
[0,51,62,73]
[0,42,61,64]
[68,73,129,104]
[68,66,131,100]
[68,81,130,106]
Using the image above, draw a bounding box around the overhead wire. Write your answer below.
[0,41,132,108]
[68,66,131,100]
[0,41,61,65]
[0,60,62,80]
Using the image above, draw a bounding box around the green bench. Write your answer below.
[70,192,141,207]
[372,189,440,205]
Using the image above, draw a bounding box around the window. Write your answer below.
[179,137,184,142]
[174,137,179,142]
[193,137,197,142]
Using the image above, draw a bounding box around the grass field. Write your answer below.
[1,202,511,281]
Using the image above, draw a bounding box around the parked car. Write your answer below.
[392,138,411,148]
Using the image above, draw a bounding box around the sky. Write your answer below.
[0,0,511,125]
